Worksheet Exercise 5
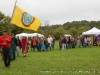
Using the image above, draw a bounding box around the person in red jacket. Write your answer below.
[0,30,12,67]
[31,37,36,51]
[0,36,4,60]
[21,37,29,57]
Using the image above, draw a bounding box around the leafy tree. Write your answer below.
[3,16,11,34]
[69,27,78,38]
[77,26,87,35]
[54,26,66,39]
[0,12,4,21]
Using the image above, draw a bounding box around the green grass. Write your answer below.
[0,41,100,75]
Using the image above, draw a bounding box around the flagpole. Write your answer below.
[9,0,17,35]
[11,0,17,21]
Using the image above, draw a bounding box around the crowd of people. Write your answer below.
[29,35,55,52]
[59,35,100,50]
[0,30,55,67]
[0,30,100,67]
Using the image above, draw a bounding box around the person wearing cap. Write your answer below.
[0,30,12,67]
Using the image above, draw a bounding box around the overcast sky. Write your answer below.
[0,0,100,25]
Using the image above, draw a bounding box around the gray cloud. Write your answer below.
[0,0,100,25]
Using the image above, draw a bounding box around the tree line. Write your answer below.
[0,12,100,39]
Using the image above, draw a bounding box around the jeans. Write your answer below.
[16,46,20,56]
[62,43,66,50]
[87,42,90,47]
[48,43,52,50]
[37,44,41,52]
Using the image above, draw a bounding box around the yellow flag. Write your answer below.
[11,6,42,31]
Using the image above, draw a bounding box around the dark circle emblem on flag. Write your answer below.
[22,12,35,27]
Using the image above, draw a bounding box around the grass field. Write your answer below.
[0,41,100,75]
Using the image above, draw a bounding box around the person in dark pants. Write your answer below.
[44,36,48,51]
[0,36,4,60]
[36,35,41,52]
[10,34,17,61]
[0,46,4,61]
[0,30,12,67]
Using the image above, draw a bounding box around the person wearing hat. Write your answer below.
[0,30,12,67]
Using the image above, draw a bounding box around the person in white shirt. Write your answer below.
[47,35,53,50]
[87,36,90,47]
[84,36,87,47]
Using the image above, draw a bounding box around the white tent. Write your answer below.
[16,33,28,36]
[16,33,44,39]
[82,27,100,35]
[64,34,71,37]
[32,33,44,37]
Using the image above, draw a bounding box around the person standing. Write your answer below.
[16,36,21,56]
[44,36,48,50]
[77,37,81,48]
[84,36,87,47]
[61,36,66,50]
[47,35,53,50]
[0,30,12,67]
[81,35,85,48]
[30,37,33,51]
[90,35,93,47]
[40,38,46,51]
[21,37,29,57]
[71,38,76,48]
[87,36,90,47]
[31,37,36,51]
[97,35,100,46]
[51,36,55,49]
[59,36,63,50]
[10,34,17,61]
[67,36,71,48]
[35,35,41,52]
